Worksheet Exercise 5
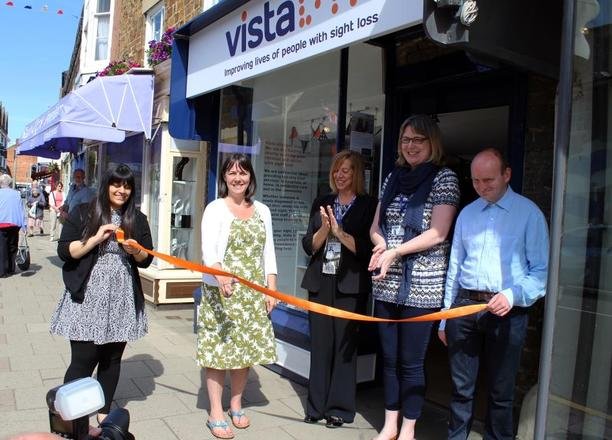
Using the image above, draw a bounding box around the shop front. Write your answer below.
[167,0,557,403]
[169,0,422,382]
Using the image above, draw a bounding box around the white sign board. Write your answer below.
[187,0,421,97]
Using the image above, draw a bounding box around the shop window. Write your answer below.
[217,51,340,300]
[346,43,385,196]
[147,132,162,257]
[94,0,111,61]
[547,2,612,437]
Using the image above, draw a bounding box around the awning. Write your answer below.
[17,73,154,159]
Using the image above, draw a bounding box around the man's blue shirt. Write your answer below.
[0,188,26,228]
[441,187,549,329]
[64,184,95,213]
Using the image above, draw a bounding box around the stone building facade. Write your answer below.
[111,0,203,64]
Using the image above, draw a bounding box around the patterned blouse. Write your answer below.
[372,167,460,308]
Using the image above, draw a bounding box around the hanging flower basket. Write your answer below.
[146,27,176,67]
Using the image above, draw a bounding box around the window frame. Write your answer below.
[93,0,112,62]
[144,2,165,68]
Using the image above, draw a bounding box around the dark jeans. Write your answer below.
[446,298,528,440]
[375,300,436,420]
[0,226,19,277]
[65,341,127,414]
[307,275,362,422]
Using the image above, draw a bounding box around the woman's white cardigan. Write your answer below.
[200,198,277,286]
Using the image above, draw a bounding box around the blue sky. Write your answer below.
[0,1,83,144]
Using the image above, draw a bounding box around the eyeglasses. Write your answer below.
[400,136,428,145]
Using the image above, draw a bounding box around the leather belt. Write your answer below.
[460,288,496,302]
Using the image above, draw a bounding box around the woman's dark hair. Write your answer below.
[82,164,137,242]
[217,154,257,202]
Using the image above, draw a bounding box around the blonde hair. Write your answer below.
[329,150,366,195]
[396,114,444,167]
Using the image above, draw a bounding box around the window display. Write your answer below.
[218,51,341,300]
[171,156,197,261]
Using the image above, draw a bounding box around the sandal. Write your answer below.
[228,409,250,429]
[206,419,234,439]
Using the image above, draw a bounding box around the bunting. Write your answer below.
[2,0,70,15]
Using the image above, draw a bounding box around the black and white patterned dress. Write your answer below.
[372,167,460,308]
[50,211,147,344]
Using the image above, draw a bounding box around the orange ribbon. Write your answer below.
[116,228,487,322]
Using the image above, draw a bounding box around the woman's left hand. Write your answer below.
[265,296,278,314]
[121,239,141,256]
[372,248,401,280]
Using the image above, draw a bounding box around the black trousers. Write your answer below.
[65,341,127,414]
[306,275,363,422]
[0,226,20,277]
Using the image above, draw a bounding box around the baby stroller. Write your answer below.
[15,229,30,271]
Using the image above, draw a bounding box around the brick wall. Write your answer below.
[112,0,203,66]
[6,146,37,184]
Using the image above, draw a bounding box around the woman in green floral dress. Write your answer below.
[198,154,278,439]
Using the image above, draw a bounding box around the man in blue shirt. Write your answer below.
[60,169,95,219]
[438,148,549,440]
[0,174,26,277]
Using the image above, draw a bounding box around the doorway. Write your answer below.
[384,68,527,420]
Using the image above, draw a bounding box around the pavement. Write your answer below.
[0,212,480,440]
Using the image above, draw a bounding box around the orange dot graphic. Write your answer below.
[350,0,358,6]
[306,15,312,25]
[299,5,305,15]
[331,3,338,14]
[299,17,305,27]
[315,0,321,9]
[241,10,247,22]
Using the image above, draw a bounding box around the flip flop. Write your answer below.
[228,409,250,429]
[206,419,234,439]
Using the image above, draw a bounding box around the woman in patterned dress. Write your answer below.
[368,115,460,440]
[50,164,153,423]
[198,154,278,439]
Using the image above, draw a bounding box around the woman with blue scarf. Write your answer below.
[369,115,460,440]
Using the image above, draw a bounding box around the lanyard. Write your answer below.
[333,195,356,227]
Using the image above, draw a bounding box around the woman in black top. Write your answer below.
[301,150,377,428]
[50,164,153,423]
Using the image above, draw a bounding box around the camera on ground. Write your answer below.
[46,378,134,440]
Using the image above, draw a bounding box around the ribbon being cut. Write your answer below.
[114,228,486,322]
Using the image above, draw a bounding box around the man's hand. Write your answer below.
[438,330,447,346]
[487,293,512,316]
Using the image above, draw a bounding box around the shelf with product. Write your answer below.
[139,131,206,305]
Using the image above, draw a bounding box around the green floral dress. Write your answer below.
[196,211,277,369]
